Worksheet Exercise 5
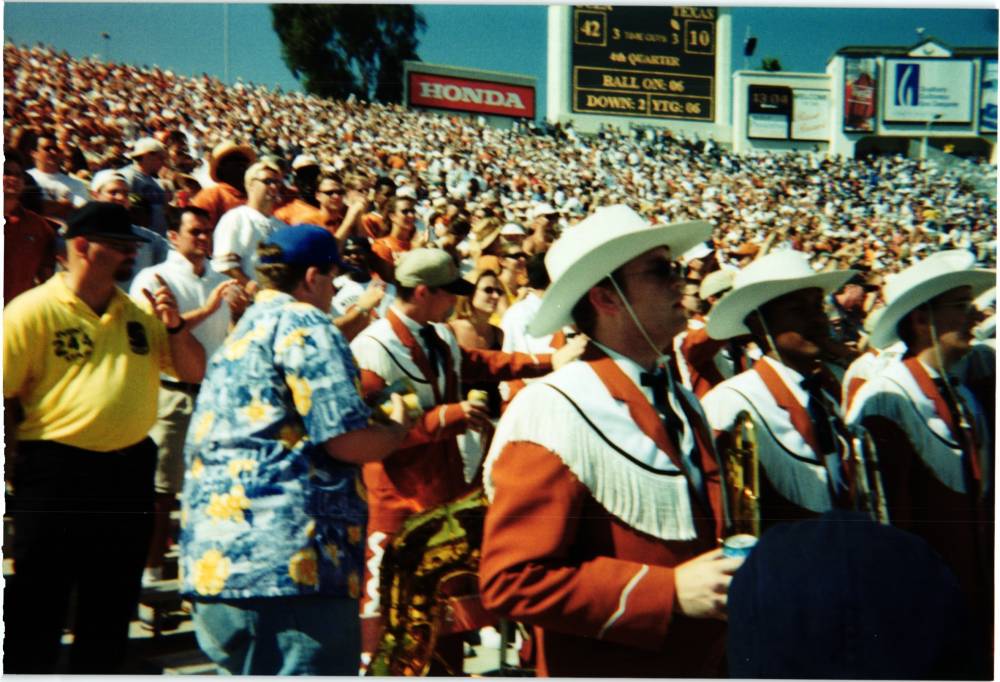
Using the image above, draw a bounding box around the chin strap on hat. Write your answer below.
[753,309,788,369]
[927,309,972,431]
[607,275,673,369]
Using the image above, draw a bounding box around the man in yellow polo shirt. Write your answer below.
[3,201,206,674]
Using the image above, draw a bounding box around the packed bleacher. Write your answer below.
[4,42,996,277]
[3,41,996,677]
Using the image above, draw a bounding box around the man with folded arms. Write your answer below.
[479,205,739,677]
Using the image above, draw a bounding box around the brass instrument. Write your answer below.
[367,488,491,676]
[723,411,761,537]
[847,425,890,525]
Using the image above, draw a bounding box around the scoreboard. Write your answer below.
[570,5,717,121]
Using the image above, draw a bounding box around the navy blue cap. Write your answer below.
[259,225,349,270]
[65,201,151,242]
[727,511,976,679]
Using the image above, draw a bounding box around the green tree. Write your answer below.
[760,57,783,72]
[270,4,425,103]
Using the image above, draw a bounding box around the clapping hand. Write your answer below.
[142,274,182,329]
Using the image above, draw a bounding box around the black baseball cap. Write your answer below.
[64,202,151,242]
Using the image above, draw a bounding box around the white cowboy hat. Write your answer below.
[527,204,711,336]
[868,249,995,349]
[699,268,736,301]
[706,249,855,340]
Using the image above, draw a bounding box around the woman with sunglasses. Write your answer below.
[449,269,506,417]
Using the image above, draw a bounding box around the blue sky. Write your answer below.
[4,3,997,118]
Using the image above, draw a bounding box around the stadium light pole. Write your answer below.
[921,112,942,160]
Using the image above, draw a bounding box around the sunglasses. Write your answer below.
[620,259,685,282]
[930,300,977,316]
[480,286,503,295]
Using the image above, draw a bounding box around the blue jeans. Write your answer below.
[192,596,361,675]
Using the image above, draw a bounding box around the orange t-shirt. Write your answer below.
[190,182,246,226]
[371,236,411,265]
[273,199,324,226]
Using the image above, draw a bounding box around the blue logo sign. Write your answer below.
[895,63,920,106]
[983,103,997,131]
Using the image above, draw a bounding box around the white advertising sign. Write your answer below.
[883,59,974,123]
[980,59,997,133]
[791,89,830,141]
[748,114,788,140]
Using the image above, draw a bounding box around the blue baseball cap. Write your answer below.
[259,225,351,271]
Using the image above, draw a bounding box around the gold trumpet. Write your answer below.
[847,426,890,524]
[724,411,761,537]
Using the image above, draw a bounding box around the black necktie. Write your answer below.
[419,325,444,377]
[641,366,709,506]
[801,373,849,498]
[640,367,685,445]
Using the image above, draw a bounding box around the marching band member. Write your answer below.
[846,250,994,677]
[701,250,860,529]
[479,206,739,678]
[349,248,578,674]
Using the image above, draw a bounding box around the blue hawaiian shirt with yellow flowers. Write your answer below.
[179,289,371,600]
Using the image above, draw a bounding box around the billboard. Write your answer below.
[791,89,831,141]
[747,85,790,139]
[844,57,878,132]
[981,59,997,133]
[408,71,535,119]
[570,6,716,121]
[883,59,974,123]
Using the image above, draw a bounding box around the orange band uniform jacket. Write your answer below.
[479,349,726,678]
[349,309,553,635]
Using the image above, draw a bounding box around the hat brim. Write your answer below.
[209,145,256,182]
[869,270,996,349]
[527,220,711,337]
[707,270,856,340]
[441,278,476,296]
[125,148,162,159]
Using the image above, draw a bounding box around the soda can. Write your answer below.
[467,389,489,407]
[722,533,758,559]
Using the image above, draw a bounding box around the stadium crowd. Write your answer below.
[3,42,997,677]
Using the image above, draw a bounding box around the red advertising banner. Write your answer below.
[408,72,535,118]
[844,57,877,132]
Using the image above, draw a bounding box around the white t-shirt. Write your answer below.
[130,249,232,361]
[500,291,554,355]
[27,168,89,207]
[211,205,286,279]
[331,275,395,318]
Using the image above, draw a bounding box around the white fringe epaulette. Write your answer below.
[702,371,832,513]
[484,363,697,542]
[847,360,990,494]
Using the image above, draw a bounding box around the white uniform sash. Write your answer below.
[847,360,990,494]
[702,370,834,513]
